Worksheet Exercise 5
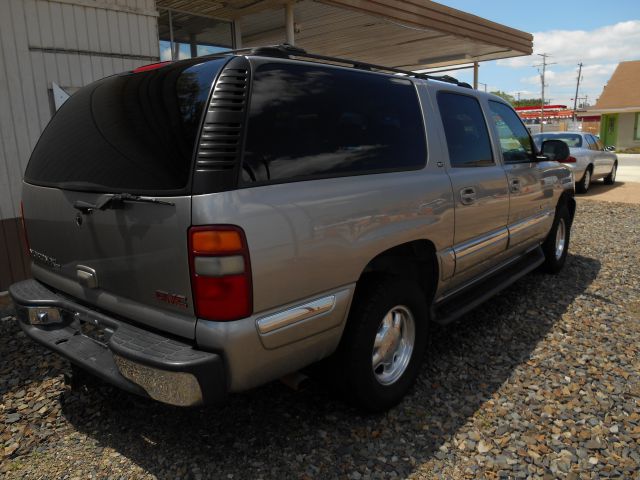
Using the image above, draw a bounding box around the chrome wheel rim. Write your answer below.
[584,170,591,190]
[555,218,566,260]
[372,305,415,385]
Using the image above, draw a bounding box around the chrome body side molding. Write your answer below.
[508,210,553,248]
[257,294,337,335]
[453,227,509,274]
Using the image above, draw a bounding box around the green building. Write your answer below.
[589,60,640,150]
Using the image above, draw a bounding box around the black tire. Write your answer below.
[576,166,592,193]
[333,275,428,412]
[541,204,571,274]
[604,162,617,185]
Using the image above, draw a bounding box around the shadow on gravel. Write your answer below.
[580,181,626,197]
[59,253,600,479]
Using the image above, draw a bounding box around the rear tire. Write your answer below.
[541,204,571,274]
[604,162,617,185]
[333,275,428,412]
[576,166,592,193]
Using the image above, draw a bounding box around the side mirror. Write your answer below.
[541,139,570,162]
[605,145,616,152]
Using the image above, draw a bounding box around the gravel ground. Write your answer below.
[2,199,639,479]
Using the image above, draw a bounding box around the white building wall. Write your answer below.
[616,111,640,149]
[0,0,160,221]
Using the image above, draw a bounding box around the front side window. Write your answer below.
[437,92,493,167]
[488,101,535,163]
[585,135,597,150]
[241,63,426,184]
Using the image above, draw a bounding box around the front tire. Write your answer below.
[541,204,571,273]
[604,162,617,185]
[334,276,428,412]
[576,166,592,193]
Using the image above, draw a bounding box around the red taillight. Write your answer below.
[132,61,172,73]
[562,156,577,163]
[20,201,30,256]
[188,226,252,321]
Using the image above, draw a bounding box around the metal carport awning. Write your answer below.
[155,0,532,70]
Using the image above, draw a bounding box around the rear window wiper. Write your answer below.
[73,193,175,214]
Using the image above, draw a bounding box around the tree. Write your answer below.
[515,98,543,107]
[489,91,544,107]
[490,90,516,104]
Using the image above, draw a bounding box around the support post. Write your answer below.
[473,61,478,90]
[285,2,295,45]
[168,9,176,61]
[189,33,197,59]
[233,19,242,49]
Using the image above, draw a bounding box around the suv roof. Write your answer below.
[209,44,473,89]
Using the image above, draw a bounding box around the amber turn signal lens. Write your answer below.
[191,230,243,253]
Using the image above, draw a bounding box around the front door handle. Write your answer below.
[510,178,521,193]
[459,186,476,205]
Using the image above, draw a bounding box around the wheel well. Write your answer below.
[359,240,438,303]
[558,190,576,226]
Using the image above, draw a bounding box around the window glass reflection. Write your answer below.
[242,64,427,184]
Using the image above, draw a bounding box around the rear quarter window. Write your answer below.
[240,62,427,184]
[25,58,227,194]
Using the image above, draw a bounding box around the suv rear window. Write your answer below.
[25,58,227,194]
[241,63,426,184]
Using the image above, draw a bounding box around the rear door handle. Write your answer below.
[510,178,521,193]
[459,186,476,205]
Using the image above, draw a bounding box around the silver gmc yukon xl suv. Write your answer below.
[10,45,575,412]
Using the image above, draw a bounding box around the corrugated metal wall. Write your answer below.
[0,0,160,289]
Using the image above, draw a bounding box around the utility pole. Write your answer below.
[572,62,583,121]
[535,53,556,132]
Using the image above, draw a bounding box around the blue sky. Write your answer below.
[432,0,640,107]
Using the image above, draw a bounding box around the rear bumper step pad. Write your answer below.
[10,279,226,406]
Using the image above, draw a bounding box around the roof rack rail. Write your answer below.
[221,44,472,89]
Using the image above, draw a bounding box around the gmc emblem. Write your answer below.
[155,290,188,308]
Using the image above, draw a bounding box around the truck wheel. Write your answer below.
[541,205,571,274]
[603,162,617,185]
[335,275,428,412]
[576,167,591,193]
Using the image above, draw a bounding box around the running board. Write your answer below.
[432,247,545,325]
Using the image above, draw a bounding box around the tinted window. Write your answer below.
[533,133,582,148]
[241,63,426,184]
[590,135,604,150]
[25,58,226,194]
[437,92,493,167]
[584,135,597,150]
[489,101,535,163]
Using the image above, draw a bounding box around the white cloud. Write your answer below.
[495,20,640,106]
[498,20,640,68]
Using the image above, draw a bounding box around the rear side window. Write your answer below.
[241,63,426,184]
[437,92,493,167]
[589,135,604,151]
[25,58,227,194]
